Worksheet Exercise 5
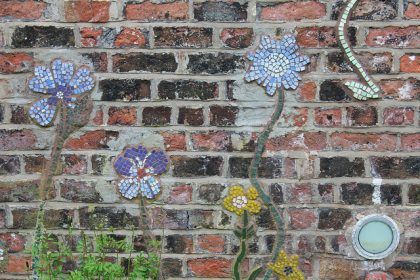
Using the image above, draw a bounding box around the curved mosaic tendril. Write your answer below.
[338,0,381,100]
[249,91,285,280]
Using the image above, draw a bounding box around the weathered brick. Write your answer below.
[330,133,397,151]
[0,209,5,228]
[81,52,107,72]
[331,0,398,20]
[142,106,171,126]
[158,80,218,100]
[320,157,365,178]
[108,106,137,126]
[209,105,238,126]
[403,237,420,255]
[297,81,317,101]
[6,255,31,274]
[178,107,204,126]
[160,131,186,151]
[318,184,334,203]
[0,232,26,253]
[314,108,342,127]
[383,107,414,125]
[23,155,46,174]
[60,179,102,203]
[289,208,316,230]
[0,0,46,20]
[62,154,87,175]
[296,26,356,48]
[346,106,378,126]
[65,0,110,22]
[197,235,225,253]
[10,105,30,124]
[167,184,192,204]
[318,208,352,230]
[64,130,119,150]
[404,1,420,19]
[187,258,232,277]
[112,53,177,73]
[341,183,373,205]
[400,54,420,73]
[0,52,34,74]
[266,131,327,151]
[0,129,37,151]
[389,261,420,279]
[191,131,231,151]
[259,1,325,21]
[379,78,419,100]
[187,53,244,74]
[198,184,225,204]
[165,234,193,253]
[12,26,75,48]
[370,157,419,178]
[270,183,284,204]
[91,154,108,175]
[79,207,138,229]
[408,185,419,204]
[402,134,420,151]
[125,1,189,21]
[220,28,254,49]
[154,27,212,48]
[194,1,247,21]
[114,27,148,48]
[99,79,150,101]
[319,80,350,101]
[12,208,73,229]
[366,26,419,48]
[162,258,183,277]
[171,156,223,177]
[0,180,40,202]
[0,155,20,175]
[381,185,402,205]
[228,157,284,179]
[327,52,393,74]
[79,27,107,47]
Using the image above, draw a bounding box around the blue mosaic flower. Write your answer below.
[114,145,169,199]
[28,59,95,126]
[245,35,310,96]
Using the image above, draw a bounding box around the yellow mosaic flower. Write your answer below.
[223,185,261,215]
[268,251,304,280]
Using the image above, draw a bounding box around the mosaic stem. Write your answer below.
[248,90,285,280]
[337,0,380,100]
[233,211,249,280]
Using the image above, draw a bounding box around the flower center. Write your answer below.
[56,91,65,99]
[283,266,293,276]
[264,53,290,76]
[232,196,248,208]
[137,168,147,178]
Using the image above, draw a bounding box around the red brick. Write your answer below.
[314,108,342,127]
[383,107,414,125]
[65,0,110,22]
[107,106,137,126]
[220,28,253,49]
[297,81,317,101]
[115,28,147,48]
[79,27,103,47]
[259,1,326,21]
[7,255,31,273]
[365,271,393,280]
[0,129,37,151]
[0,233,26,253]
[296,26,337,48]
[366,26,419,48]
[346,106,378,127]
[266,131,327,151]
[404,3,420,19]
[289,208,316,230]
[400,54,420,73]
[125,1,188,21]
[197,235,225,253]
[62,154,87,175]
[92,106,104,126]
[281,107,308,127]
[287,184,313,203]
[24,155,47,174]
[160,131,186,151]
[188,258,232,277]
[64,130,119,150]
[401,134,420,151]
[330,133,397,151]
[0,0,46,20]
[191,131,231,151]
[167,184,192,204]
[178,107,204,126]
[0,53,34,74]
[379,79,419,100]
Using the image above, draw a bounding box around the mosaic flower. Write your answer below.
[223,185,261,215]
[245,35,310,96]
[268,250,304,280]
[114,145,169,199]
[28,59,95,126]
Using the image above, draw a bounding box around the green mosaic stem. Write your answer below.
[248,90,285,280]
[338,0,380,100]
[233,211,249,280]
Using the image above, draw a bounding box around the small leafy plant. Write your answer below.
[33,225,161,280]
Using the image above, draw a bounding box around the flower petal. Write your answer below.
[144,150,168,175]
[118,177,140,199]
[51,59,74,87]
[279,34,298,55]
[29,97,57,126]
[123,145,148,163]
[114,156,136,177]
[140,175,161,199]
[69,67,95,95]
[244,67,259,82]
[29,66,55,94]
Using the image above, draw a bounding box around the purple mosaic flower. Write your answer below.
[245,35,310,96]
[114,145,169,199]
[28,59,95,127]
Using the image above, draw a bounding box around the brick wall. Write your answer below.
[0,0,419,279]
